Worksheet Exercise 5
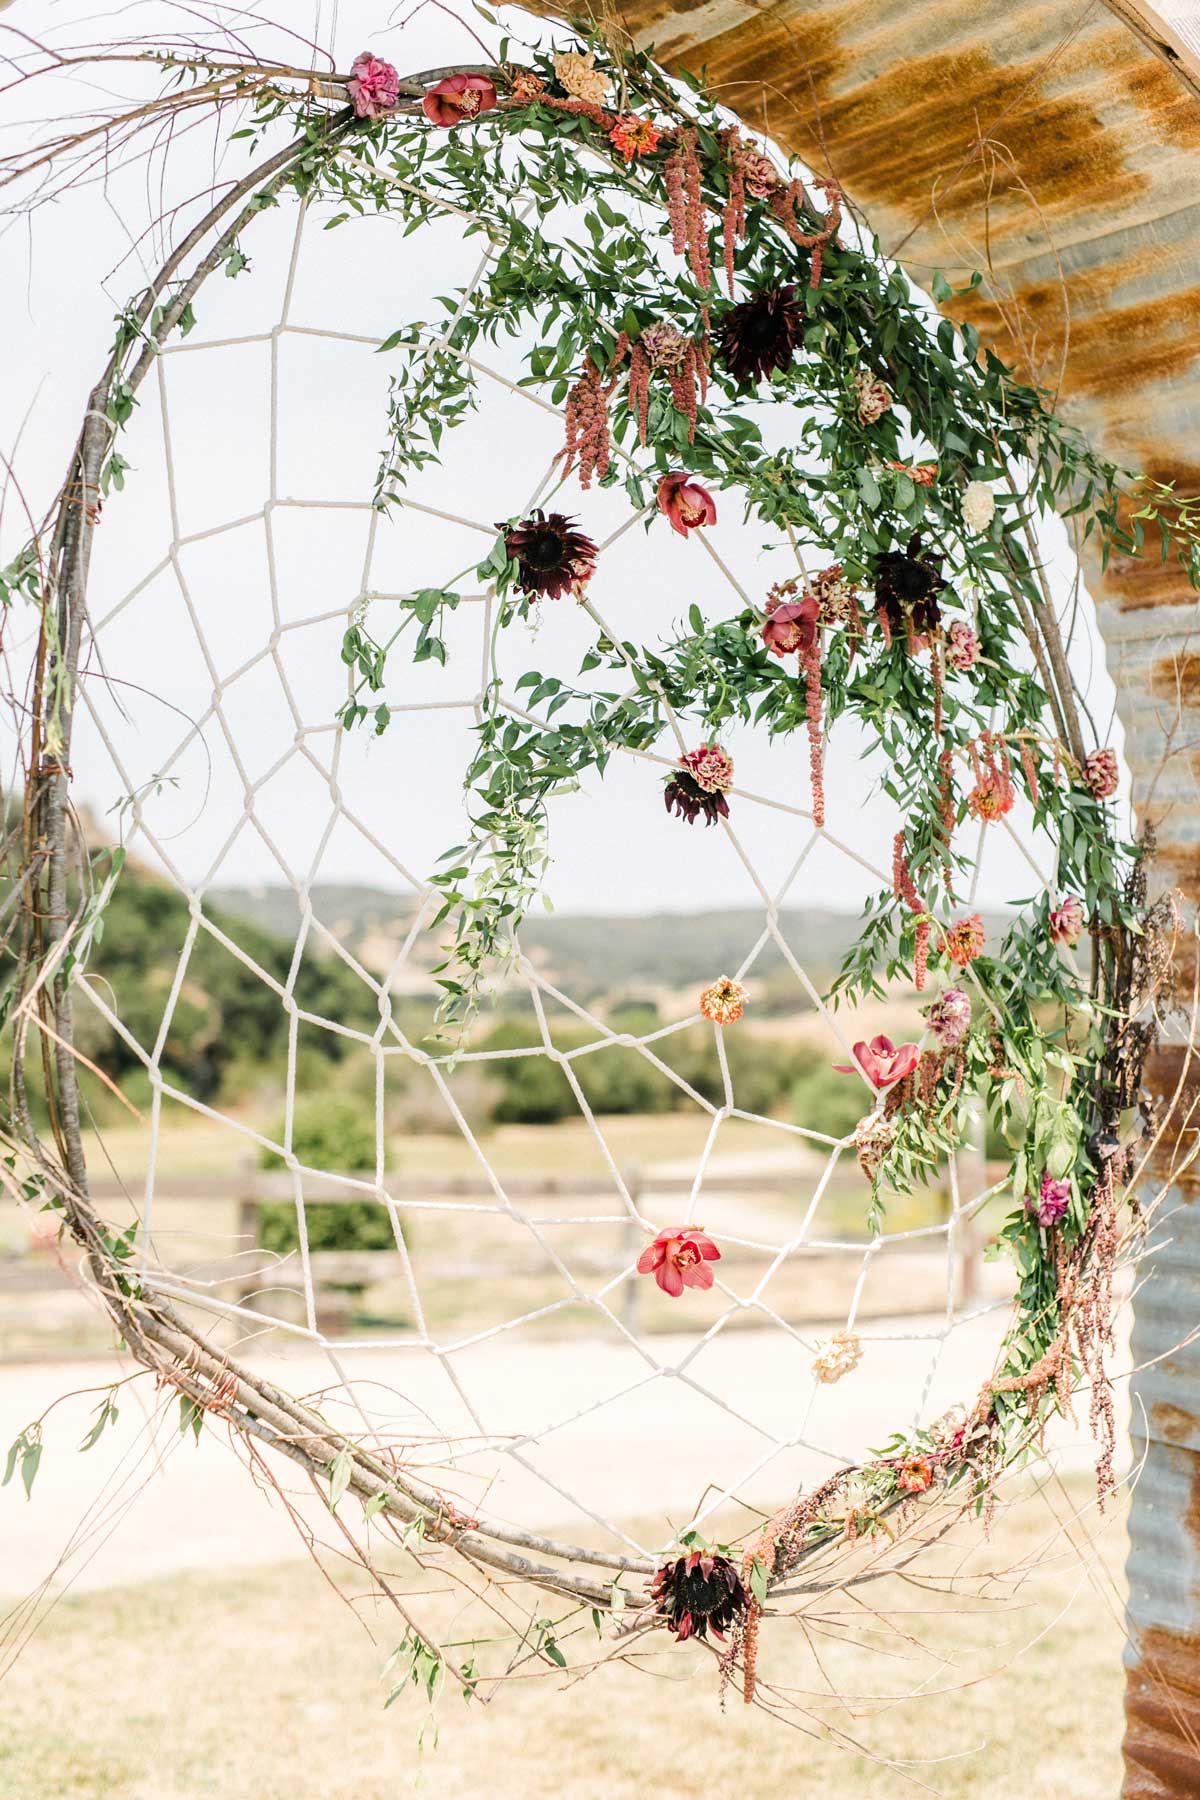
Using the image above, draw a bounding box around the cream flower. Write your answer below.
[554,51,609,105]
[812,1331,863,1384]
[962,480,996,532]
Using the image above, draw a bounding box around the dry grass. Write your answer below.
[0,1476,1129,1799]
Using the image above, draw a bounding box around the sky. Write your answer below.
[0,0,1124,922]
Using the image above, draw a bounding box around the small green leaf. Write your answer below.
[328,1446,353,1512]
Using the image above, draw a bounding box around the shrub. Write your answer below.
[258,1094,394,1254]
[790,1062,867,1142]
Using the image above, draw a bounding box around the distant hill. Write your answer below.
[209,883,1012,1005]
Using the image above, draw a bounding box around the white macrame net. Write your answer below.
[68,150,1072,1559]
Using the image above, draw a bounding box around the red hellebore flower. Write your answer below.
[422,73,498,128]
[762,592,818,658]
[637,1226,720,1297]
[657,472,716,537]
[835,1035,920,1090]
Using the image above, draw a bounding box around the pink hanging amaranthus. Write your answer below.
[718,128,747,297]
[561,354,615,489]
[768,174,842,288]
[966,731,1015,822]
[762,579,825,825]
[610,325,708,449]
[665,128,712,290]
[938,745,956,895]
[893,830,930,990]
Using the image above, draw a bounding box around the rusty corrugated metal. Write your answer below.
[525,1,1200,1785]
[1124,1166,1200,1799]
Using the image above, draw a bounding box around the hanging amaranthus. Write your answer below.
[718,127,747,297]
[768,175,842,287]
[800,627,825,826]
[967,731,1015,822]
[893,830,929,990]
[607,325,708,449]
[561,353,614,488]
[1019,735,1040,807]
[665,127,712,290]
[938,745,957,895]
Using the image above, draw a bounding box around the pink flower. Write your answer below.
[943,913,985,966]
[736,146,781,199]
[609,115,661,162]
[926,987,972,1049]
[853,370,892,424]
[896,1455,933,1494]
[657,472,716,536]
[1036,1175,1071,1228]
[1049,896,1085,948]
[347,51,401,120]
[835,1035,920,1089]
[683,743,734,794]
[422,73,498,128]
[946,621,980,671]
[761,593,818,658]
[637,1226,721,1297]
[1084,746,1119,800]
[811,563,861,625]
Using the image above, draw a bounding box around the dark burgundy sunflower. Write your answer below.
[502,510,598,601]
[651,1550,748,1642]
[714,285,806,386]
[872,533,947,644]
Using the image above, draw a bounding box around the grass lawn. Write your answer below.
[0,1476,1128,1799]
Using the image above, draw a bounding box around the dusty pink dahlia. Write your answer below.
[664,745,734,825]
[1036,1175,1071,1228]
[946,621,980,671]
[1049,896,1085,948]
[926,987,972,1049]
[943,914,985,967]
[1084,746,1119,800]
[347,52,401,120]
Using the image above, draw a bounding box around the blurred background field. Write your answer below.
[2,836,1019,1360]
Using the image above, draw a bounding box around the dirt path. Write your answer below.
[1,1306,1129,1601]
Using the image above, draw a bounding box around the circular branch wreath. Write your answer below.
[5,22,1190,1714]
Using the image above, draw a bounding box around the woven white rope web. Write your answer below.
[67,146,1069,1559]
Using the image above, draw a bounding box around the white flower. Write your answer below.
[812,1330,862,1384]
[962,481,996,533]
